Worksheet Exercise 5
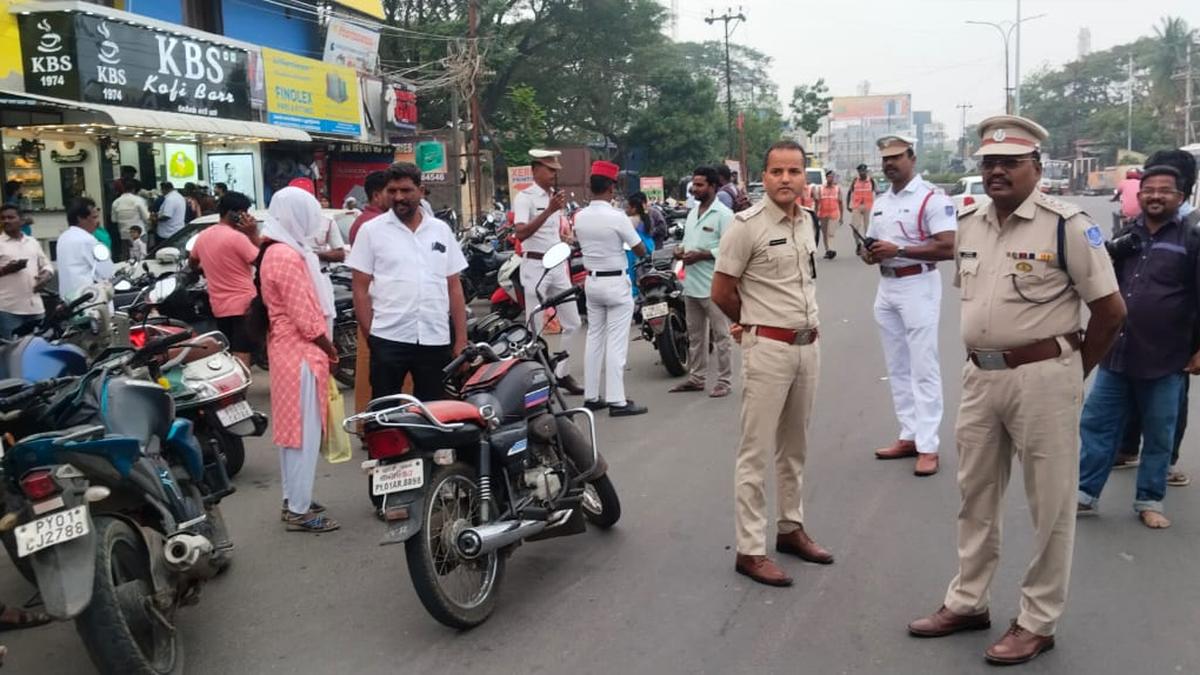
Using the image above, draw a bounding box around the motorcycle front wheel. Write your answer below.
[404,463,505,629]
[76,517,183,675]
[581,475,621,529]
[656,308,688,377]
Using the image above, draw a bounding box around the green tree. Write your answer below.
[1149,17,1194,142]
[493,85,548,166]
[625,68,724,182]
[789,80,832,137]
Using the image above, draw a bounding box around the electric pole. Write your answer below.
[1127,51,1134,153]
[957,102,973,159]
[1014,0,1022,114]
[706,7,746,159]
[468,0,484,224]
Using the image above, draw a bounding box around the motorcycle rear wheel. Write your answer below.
[656,309,688,377]
[76,517,183,675]
[218,431,246,478]
[581,475,621,529]
[404,463,505,629]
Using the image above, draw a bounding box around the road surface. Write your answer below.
[4,194,1197,674]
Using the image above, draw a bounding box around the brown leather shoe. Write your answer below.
[875,439,918,460]
[984,621,1055,664]
[914,453,939,476]
[735,554,793,587]
[907,605,991,637]
[775,526,834,564]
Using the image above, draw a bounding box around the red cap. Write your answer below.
[590,160,619,181]
[288,177,316,195]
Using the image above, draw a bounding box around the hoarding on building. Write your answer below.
[262,47,362,136]
[18,11,253,119]
[829,94,911,122]
[331,0,386,20]
[323,18,379,72]
[639,176,664,202]
[508,165,533,196]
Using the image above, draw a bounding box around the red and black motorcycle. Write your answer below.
[344,243,620,629]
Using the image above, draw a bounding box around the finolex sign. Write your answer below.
[18,11,252,120]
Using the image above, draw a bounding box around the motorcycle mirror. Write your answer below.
[150,276,178,304]
[92,243,111,262]
[114,279,133,292]
[541,242,571,270]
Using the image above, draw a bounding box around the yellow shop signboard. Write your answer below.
[262,48,361,137]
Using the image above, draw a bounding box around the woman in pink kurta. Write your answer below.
[259,187,340,533]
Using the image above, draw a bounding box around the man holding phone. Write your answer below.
[189,192,261,366]
[0,203,52,338]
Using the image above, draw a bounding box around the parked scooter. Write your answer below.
[344,242,619,629]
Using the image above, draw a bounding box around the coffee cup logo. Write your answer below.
[36,18,62,54]
[97,22,121,65]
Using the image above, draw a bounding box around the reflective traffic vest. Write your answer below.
[851,178,874,210]
[817,185,841,218]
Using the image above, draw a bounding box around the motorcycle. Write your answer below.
[488,252,524,320]
[459,217,514,303]
[343,242,620,629]
[636,249,689,377]
[0,328,234,675]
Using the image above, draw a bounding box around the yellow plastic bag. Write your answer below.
[322,378,352,464]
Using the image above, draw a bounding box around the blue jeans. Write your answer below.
[0,311,42,340]
[1078,367,1185,513]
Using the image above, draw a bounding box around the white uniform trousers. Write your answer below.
[521,258,581,378]
[583,275,634,405]
[873,270,944,454]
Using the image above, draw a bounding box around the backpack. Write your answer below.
[244,240,279,347]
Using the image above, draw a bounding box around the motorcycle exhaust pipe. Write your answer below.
[163,533,216,578]
[454,511,571,559]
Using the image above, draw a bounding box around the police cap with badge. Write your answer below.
[529,149,563,171]
[876,134,917,157]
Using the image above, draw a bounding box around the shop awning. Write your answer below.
[0,90,312,142]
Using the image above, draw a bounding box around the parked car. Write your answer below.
[949,176,989,214]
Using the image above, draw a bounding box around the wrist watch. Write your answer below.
[897,246,907,258]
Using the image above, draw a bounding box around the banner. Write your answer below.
[415,140,447,182]
[508,165,533,196]
[262,47,362,137]
[323,18,379,72]
[639,176,664,202]
[19,12,252,119]
[331,0,385,20]
[385,82,418,140]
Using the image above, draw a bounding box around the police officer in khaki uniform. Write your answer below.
[907,116,1126,665]
[712,140,833,588]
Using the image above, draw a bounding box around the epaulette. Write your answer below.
[1036,193,1083,220]
[735,201,767,222]
[957,203,980,220]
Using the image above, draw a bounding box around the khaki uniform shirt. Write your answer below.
[715,198,819,330]
[955,190,1118,350]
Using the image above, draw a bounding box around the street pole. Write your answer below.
[1127,51,1134,153]
[468,0,484,224]
[1186,41,1194,145]
[449,91,462,224]
[957,102,973,158]
[1014,0,1022,114]
[706,8,746,159]
[967,14,1044,115]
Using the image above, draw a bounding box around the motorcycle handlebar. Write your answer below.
[134,329,194,363]
[64,291,95,313]
[539,286,580,313]
[0,376,77,411]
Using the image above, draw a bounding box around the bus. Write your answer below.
[1040,159,1071,195]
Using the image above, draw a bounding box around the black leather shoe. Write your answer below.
[558,375,585,396]
[583,399,608,411]
[609,400,648,417]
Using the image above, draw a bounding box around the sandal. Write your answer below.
[709,383,731,398]
[0,604,51,633]
[669,380,705,393]
[286,511,340,533]
[1167,469,1191,487]
[280,500,326,522]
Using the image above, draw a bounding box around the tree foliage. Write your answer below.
[789,79,832,137]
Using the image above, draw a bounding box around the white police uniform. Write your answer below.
[867,175,957,455]
[573,200,643,405]
[512,182,581,378]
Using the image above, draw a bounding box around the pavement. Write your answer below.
[4,195,1199,674]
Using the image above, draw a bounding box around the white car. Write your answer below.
[950,176,989,214]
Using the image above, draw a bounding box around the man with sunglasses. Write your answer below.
[860,134,956,477]
[908,115,1125,665]
[1077,165,1198,530]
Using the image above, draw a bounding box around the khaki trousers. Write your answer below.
[734,331,819,555]
[683,295,732,388]
[852,206,870,230]
[944,347,1083,636]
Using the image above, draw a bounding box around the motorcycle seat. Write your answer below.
[166,335,225,364]
[423,400,485,426]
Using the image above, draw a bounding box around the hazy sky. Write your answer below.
[673,0,1195,144]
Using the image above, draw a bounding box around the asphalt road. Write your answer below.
[4,194,1198,674]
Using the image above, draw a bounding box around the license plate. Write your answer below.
[642,302,669,320]
[372,458,424,496]
[216,400,254,427]
[15,505,90,558]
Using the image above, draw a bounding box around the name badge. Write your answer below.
[432,242,446,253]
[702,226,715,233]
[768,238,788,246]
[959,250,978,259]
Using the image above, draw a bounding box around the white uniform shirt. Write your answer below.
[0,233,52,314]
[867,176,957,268]
[157,190,187,239]
[306,215,347,254]
[111,192,150,240]
[56,225,114,301]
[347,210,467,346]
[573,200,642,273]
[512,183,563,254]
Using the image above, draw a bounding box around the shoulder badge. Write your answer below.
[1036,193,1082,220]
[735,201,767,222]
[957,203,980,219]
[1084,224,1104,248]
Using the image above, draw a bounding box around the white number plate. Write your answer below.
[16,505,90,558]
[642,302,669,320]
[372,458,424,496]
[216,400,254,427]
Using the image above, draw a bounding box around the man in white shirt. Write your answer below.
[156,182,187,241]
[0,204,53,338]
[348,163,468,402]
[111,178,150,259]
[573,161,648,417]
[860,135,957,477]
[56,197,114,302]
[512,149,585,395]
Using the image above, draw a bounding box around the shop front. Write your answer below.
[1,4,310,253]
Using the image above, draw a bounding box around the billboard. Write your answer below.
[262,47,362,136]
[829,94,911,122]
[508,165,533,196]
[639,176,664,202]
[323,18,379,72]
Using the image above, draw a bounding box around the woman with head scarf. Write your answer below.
[259,187,340,532]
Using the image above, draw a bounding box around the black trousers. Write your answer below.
[1120,376,1189,465]
[367,335,452,402]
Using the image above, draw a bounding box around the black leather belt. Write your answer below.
[589,270,624,277]
[524,251,544,260]
[880,263,936,278]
